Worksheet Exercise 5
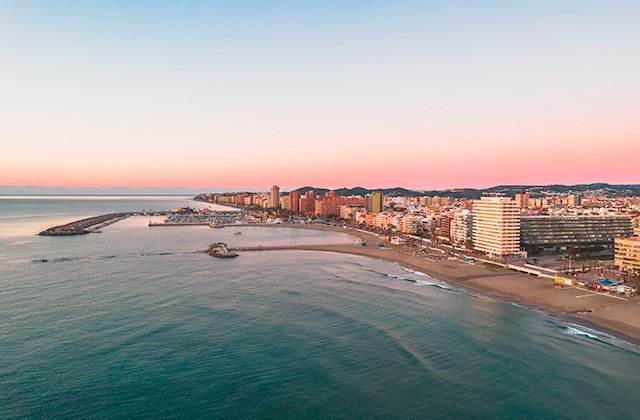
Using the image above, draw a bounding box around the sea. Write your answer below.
[1,196,639,418]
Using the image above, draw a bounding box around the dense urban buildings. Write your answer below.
[197,186,639,267]
[472,196,521,256]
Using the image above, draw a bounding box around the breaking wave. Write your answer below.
[365,268,453,291]
[414,280,452,290]
[564,326,598,340]
[402,267,430,277]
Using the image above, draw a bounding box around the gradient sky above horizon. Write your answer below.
[1,1,639,190]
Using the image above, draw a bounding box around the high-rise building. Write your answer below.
[300,191,316,214]
[270,185,280,209]
[366,192,384,213]
[566,194,582,207]
[315,191,341,216]
[615,237,640,273]
[515,192,530,208]
[450,210,474,246]
[401,215,418,234]
[521,215,633,255]
[280,195,289,210]
[429,214,451,237]
[472,196,521,255]
[419,196,433,207]
[289,191,300,212]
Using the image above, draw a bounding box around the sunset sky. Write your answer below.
[2,1,639,190]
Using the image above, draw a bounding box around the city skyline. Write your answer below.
[2,1,639,189]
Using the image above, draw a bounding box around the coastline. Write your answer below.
[241,223,640,345]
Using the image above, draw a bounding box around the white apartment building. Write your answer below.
[472,196,521,255]
[401,214,418,234]
[450,210,474,246]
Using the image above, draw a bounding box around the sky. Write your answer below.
[1,0,639,191]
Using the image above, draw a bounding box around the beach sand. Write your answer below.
[249,223,640,343]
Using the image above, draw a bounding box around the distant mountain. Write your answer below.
[482,183,640,197]
[290,186,425,197]
[289,183,640,198]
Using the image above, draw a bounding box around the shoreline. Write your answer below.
[239,223,640,345]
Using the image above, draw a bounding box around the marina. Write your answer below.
[148,211,247,227]
[40,209,248,235]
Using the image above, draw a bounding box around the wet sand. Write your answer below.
[249,223,640,343]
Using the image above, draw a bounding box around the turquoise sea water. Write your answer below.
[1,197,639,418]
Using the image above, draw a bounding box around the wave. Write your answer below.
[564,326,598,340]
[414,280,452,290]
[400,267,452,290]
[364,268,453,291]
[401,267,430,277]
[561,323,635,348]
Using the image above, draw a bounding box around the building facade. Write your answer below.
[515,192,530,208]
[472,196,521,255]
[365,192,384,213]
[401,215,418,234]
[521,215,633,255]
[270,185,280,209]
[450,211,474,246]
[288,191,300,212]
[614,237,640,273]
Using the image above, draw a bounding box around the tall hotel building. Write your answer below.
[270,185,280,209]
[615,237,640,273]
[472,196,521,256]
[366,192,384,213]
[288,190,300,212]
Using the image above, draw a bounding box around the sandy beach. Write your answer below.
[244,223,640,344]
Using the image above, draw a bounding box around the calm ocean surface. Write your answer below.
[1,196,639,418]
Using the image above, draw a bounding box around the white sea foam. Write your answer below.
[401,267,452,290]
[415,280,452,290]
[402,267,430,277]
[564,326,598,340]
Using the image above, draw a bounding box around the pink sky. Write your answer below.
[2,1,639,190]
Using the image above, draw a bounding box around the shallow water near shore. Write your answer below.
[1,197,640,418]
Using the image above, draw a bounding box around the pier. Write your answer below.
[39,209,247,236]
[39,213,132,236]
[227,245,323,252]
